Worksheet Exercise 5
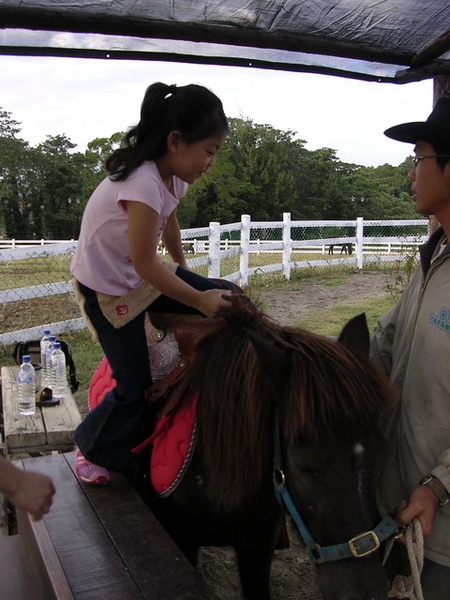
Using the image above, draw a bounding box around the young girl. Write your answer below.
[70,82,234,483]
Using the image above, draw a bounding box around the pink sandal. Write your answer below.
[75,450,111,485]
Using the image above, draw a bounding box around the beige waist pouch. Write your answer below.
[72,262,178,340]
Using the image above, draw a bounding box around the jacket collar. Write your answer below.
[420,226,450,276]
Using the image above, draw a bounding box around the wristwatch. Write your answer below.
[419,475,450,507]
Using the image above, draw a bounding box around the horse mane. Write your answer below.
[169,295,396,512]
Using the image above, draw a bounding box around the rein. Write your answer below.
[272,412,399,566]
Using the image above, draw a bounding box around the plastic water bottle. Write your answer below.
[50,342,67,400]
[40,328,51,388]
[17,355,36,415]
[43,335,56,388]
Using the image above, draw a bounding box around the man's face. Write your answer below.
[409,141,450,221]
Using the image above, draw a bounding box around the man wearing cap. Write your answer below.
[371,97,450,599]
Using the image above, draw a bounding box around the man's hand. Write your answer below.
[396,485,440,540]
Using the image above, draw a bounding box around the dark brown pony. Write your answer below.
[133,295,398,600]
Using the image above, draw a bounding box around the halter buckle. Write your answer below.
[273,466,286,490]
[348,530,380,558]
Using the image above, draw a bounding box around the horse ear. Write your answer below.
[337,313,370,357]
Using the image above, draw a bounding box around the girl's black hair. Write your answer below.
[106,82,229,181]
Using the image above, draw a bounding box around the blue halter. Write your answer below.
[272,415,399,566]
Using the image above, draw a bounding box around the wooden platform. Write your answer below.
[1,366,81,454]
[0,452,218,600]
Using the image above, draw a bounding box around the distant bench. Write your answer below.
[0,452,218,600]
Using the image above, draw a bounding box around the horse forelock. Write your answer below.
[182,300,280,510]
[278,328,397,444]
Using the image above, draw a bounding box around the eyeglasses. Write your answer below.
[411,154,450,167]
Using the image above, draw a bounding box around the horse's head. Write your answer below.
[278,314,397,600]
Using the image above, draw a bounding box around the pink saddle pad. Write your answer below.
[89,356,197,496]
[88,356,115,410]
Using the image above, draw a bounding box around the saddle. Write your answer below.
[88,309,228,413]
[145,277,243,412]
[144,312,217,414]
[87,312,207,496]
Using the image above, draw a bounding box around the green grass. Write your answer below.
[186,251,406,287]
[295,296,395,336]
[0,255,72,290]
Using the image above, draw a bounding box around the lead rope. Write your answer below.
[383,518,424,600]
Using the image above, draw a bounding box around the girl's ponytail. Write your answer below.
[106,82,228,181]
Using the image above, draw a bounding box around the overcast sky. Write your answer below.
[1,55,434,168]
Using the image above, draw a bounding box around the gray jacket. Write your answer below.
[371,227,450,566]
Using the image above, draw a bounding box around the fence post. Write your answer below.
[240,214,251,287]
[283,212,292,280]
[356,217,364,269]
[208,222,221,278]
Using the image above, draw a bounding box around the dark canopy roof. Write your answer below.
[1,0,450,83]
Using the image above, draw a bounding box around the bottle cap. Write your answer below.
[22,355,31,363]
[53,342,61,349]
[49,335,56,341]
[43,329,51,335]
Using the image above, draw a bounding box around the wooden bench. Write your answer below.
[1,365,82,454]
[0,452,218,600]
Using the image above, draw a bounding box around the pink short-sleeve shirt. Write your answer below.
[70,161,188,295]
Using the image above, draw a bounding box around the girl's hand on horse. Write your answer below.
[195,288,232,317]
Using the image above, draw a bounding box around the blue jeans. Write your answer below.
[75,268,237,471]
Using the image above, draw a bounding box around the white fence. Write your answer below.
[0,239,76,250]
[178,214,428,283]
[0,214,429,344]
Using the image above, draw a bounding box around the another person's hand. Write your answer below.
[6,467,55,521]
[395,485,440,540]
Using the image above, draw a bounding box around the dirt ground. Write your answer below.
[258,271,389,326]
[197,271,390,599]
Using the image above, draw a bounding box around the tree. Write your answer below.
[359,160,419,219]
[31,135,86,238]
[0,108,32,237]
[184,147,242,226]
[185,118,307,225]
[81,133,123,200]
[224,118,303,220]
